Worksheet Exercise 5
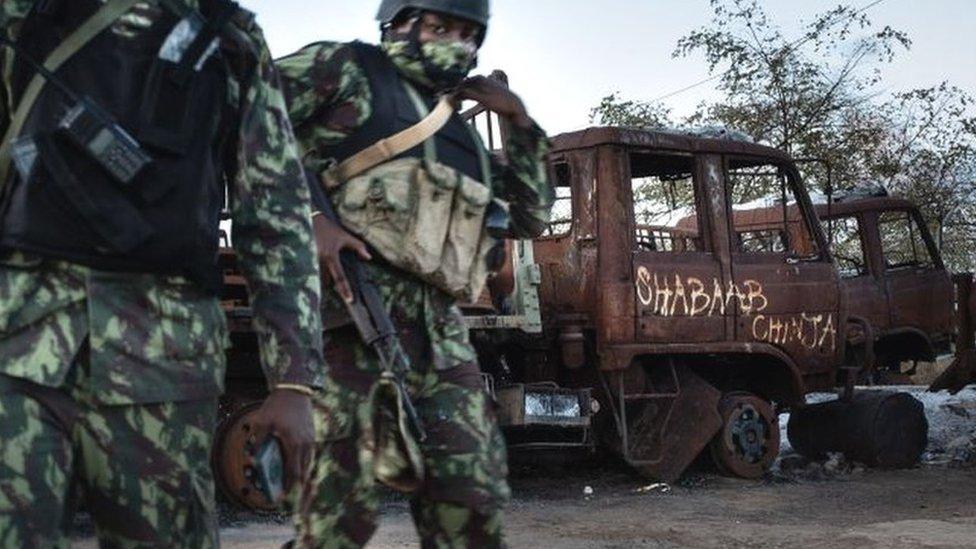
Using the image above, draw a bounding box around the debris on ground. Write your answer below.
[677,475,709,489]
[635,482,671,494]
[943,401,976,418]
[928,433,976,467]
[767,451,866,483]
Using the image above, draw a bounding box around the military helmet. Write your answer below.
[376,0,490,28]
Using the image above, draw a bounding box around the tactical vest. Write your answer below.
[315,42,506,303]
[0,0,249,292]
[329,41,484,183]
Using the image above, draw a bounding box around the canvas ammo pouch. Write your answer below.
[323,84,499,303]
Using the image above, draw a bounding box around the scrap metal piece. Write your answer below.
[931,273,976,394]
[930,350,976,395]
[623,365,723,482]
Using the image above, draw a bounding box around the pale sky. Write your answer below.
[238,0,976,136]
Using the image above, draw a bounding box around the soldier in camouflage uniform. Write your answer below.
[276,0,553,547]
[0,1,323,547]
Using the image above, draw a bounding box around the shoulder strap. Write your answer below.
[401,81,438,164]
[0,0,142,195]
[321,91,455,189]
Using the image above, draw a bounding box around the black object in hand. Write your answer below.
[253,437,284,505]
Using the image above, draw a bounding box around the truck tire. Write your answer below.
[709,392,780,479]
[212,401,278,512]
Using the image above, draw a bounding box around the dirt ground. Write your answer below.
[73,384,976,548]
[75,461,976,548]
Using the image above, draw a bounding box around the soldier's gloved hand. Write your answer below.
[457,75,533,129]
[248,389,316,496]
[312,214,372,303]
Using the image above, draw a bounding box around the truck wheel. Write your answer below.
[709,393,780,479]
[212,401,277,512]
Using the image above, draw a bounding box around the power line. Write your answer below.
[654,75,722,102]
[651,0,890,102]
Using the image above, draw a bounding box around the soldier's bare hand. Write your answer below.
[457,75,533,129]
[248,389,316,498]
[312,214,372,303]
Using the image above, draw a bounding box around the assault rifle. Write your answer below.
[306,171,427,443]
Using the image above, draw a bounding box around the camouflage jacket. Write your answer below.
[276,41,552,371]
[0,0,324,404]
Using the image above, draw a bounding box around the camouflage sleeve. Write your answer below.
[0,0,35,137]
[228,24,324,389]
[492,120,554,239]
[276,42,372,176]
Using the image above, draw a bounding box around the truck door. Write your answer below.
[827,213,889,330]
[630,152,729,343]
[725,157,841,373]
[877,209,954,351]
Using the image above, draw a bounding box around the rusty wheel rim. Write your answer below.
[710,393,780,479]
[212,401,277,512]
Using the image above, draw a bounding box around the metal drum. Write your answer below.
[787,391,928,468]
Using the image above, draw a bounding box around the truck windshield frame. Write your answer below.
[725,155,828,263]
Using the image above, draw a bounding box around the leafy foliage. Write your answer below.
[589,92,673,129]
[873,84,976,270]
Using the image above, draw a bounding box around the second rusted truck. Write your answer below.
[721,191,957,382]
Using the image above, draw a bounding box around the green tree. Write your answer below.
[873,84,976,270]
[674,0,910,191]
[589,92,673,129]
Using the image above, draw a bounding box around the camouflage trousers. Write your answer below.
[0,355,218,548]
[292,325,510,549]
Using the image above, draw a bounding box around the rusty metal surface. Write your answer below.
[812,197,919,218]
[541,130,845,391]
[551,127,794,163]
[931,274,976,393]
[525,127,862,480]
[707,196,955,371]
[824,202,953,368]
[614,364,723,482]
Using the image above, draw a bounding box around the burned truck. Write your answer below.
[212,121,929,510]
[489,127,848,481]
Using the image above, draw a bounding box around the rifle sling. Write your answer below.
[320,91,456,190]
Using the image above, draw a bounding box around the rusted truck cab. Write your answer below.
[817,197,954,379]
[530,127,845,478]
